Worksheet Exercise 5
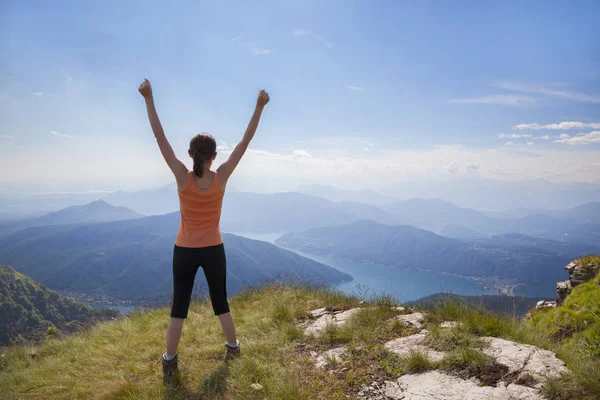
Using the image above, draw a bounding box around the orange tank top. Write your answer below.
[175,171,224,248]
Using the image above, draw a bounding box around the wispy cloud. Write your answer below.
[0,134,14,140]
[50,130,73,138]
[498,133,533,139]
[449,95,535,107]
[293,29,334,48]
[32,92,43,97]
[345,84,366,93]
[515,121,600,130]
[553,131,600,145]
[504,141,515,146]
[532,135,553,140]
[233,39,273,56]
[493,81,600,104]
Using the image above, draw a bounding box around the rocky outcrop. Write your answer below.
[306,305,570,400]
[555,280,572,304]
[536,256,600,308]
[383,371,545,400]
[481,337,568,389]
[384,330,447,362]
[565,258,600,287]
[303,308,362,336]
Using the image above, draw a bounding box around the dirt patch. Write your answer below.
[448,359,510,386]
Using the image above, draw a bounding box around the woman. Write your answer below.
[138,79,270,379]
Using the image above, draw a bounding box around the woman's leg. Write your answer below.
[166,318,185,355]
[200,244,236,344]
[218,312,237,344]
[167,246,200,356]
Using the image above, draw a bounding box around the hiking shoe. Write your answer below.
[225,343,241,360]
[162,354,179,380]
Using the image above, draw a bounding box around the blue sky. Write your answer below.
[0,0,599,193]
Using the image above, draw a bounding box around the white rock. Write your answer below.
[304,308,361,336]
[393,306,407,312]
[440,321,462,329]
[395,312,427,329]
[314,346,348,369]
[481,337,568,388]
[385,371,544,400]
[310,307,329,318]
[384,330,447,362]
[250,383,263,391]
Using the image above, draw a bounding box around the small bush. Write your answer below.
[401,349,434,374]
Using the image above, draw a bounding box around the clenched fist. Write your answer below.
[257,90,270,107]
[138,79,153,98]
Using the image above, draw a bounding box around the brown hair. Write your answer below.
[189,133,217,178]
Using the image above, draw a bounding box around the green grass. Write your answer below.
[400,349,434,374]
[0,285,355,400]
[423,324,485,352]
[1,269,600,400]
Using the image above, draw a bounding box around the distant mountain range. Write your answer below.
[0,200,142,237]
[275,220,589,287]
[221,192,395,232]
[0,266,117,345]
[296,184,398,206]
[0,213,351,303]
[382,199,600,246]
[102,183,179,215]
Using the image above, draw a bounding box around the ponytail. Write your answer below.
[192,150,205,178]
[189,133,217,178]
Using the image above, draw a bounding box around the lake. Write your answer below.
[230,231,554,302]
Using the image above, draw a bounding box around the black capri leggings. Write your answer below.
[171,244,230,318]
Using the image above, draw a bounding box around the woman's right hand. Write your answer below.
[138,79,153,98]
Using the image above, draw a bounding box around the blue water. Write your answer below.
[230,231,515,302]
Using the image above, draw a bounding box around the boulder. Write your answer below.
[556,280,572,305]
[395,312,427,329]
[481,337,568,388]
[304,308,361,336]
[314,346,348,369]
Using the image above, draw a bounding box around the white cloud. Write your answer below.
[527,141,534,146]
[553,131,600,145]
[449,95,535,107]
[0,134,14,140]
[292,149,312,158]
[515,121,600,130]
[345,84,366,93]
[504,141,515,146]
[293,29,334,48]
[498,133,533,139]
[538,135,552,140]
[447,161,459,175]
[493,81,600,104]
[32,92,43,97]
[50,130,73,138]
[465,163,479,174]
[219,144,600,189]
